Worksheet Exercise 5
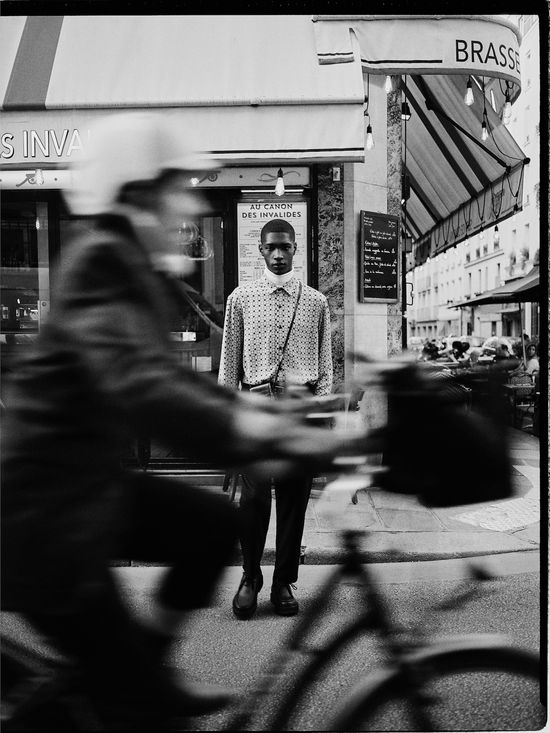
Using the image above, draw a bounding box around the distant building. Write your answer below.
[407,14,540,342]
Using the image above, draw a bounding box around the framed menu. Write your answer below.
[359,210,399,302]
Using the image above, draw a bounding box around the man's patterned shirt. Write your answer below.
[218,276,332,396]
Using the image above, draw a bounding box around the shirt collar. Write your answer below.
[260,272,299,295]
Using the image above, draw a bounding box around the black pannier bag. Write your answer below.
[372,363,512,507]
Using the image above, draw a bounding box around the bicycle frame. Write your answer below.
[225,528,539,732]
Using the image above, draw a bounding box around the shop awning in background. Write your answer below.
[0,15,365,163]
[403,74,528,263]
[311,15,528,264]
[451,266,539,308]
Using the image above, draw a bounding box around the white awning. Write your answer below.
[1,15,365,164]
[312,15,522,91]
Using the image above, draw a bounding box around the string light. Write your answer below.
[384,75,393,93]
[274,168,285,196]
[480,78,489,141]
[493,225,500,245]
[502,86,512,125]
[366,121,374,150]
[401,75,412,121]
[481,118,488,141]
[364,80,374,151]
[464,77,474,106]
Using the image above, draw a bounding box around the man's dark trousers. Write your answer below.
[239,473,312,584]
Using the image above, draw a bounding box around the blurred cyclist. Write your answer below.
[0,113,353,728]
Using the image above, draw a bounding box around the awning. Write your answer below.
[0,15,365,164]
[311,15,529,264]
[403,74,528,262]
[451,266,539,308]
[312,15,522,89]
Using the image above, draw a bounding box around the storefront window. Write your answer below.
[1,200,49,334]
[1,199,51,400]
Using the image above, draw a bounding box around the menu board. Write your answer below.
[237,200,308,284]
[359,211,399,302]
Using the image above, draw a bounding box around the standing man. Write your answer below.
[219,219,333,619]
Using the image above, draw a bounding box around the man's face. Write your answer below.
[259,232,296,275]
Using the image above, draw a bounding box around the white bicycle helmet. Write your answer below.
[65,112,217,216]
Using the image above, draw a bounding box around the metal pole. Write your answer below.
[519,301,526,366]
[402,209,408,350]
[401,79,408,350]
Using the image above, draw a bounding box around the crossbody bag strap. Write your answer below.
[272,281,302,384]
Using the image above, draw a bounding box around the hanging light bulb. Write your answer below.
[464,77,474,106]
[481,119,488,142]
[384,75,393,93]
[366,123,374,151]
[274,168,285,197]
[502,89,512,125]
[479,228,485,240]
[401,101,411,121]
[493,225,500,245]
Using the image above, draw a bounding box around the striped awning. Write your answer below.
[311,14,529,265]
[0,15,365,164]
[404,73,528,263]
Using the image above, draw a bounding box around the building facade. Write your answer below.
[407,14,540,343]
[1,14,528,468]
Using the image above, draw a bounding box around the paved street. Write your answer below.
[115,551,543,731]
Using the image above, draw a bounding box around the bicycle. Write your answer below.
[1,364,545,731]
[2,510,543,732]
[214,467,543,732]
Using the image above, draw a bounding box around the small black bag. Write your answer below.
[248,381,274,398]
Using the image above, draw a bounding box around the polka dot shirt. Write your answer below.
[218,276,333,395]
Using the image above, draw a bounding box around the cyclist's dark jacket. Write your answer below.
[1,210,239,614]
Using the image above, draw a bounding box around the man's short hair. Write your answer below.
[260,219,295,243]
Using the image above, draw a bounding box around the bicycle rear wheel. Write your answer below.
[328,644,545,731]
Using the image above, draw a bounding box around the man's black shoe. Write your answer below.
[232,573,263,620]
[270,582,299,616]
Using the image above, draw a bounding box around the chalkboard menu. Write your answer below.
[359,210,399,302]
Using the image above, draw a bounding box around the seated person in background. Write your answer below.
[524,342,539,375]
[468,346,481,365]
[494,343,520,375]
[420,339,439,361]
[458,341,472,365]
[449,340,463,361]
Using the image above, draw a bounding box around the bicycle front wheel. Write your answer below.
[329,643,545,731]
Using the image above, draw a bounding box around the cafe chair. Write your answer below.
[508,373,536,431]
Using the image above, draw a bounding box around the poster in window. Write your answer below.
[237,200,308,285]
[359,210,399,302]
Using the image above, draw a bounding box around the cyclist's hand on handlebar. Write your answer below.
[230,404,373,481]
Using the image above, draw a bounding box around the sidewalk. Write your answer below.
[279,427,542,564]
[230,427,541,565]
[128,428,541,567]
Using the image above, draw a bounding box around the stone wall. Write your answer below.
[316,165,345,388]
[386,85,403,356]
